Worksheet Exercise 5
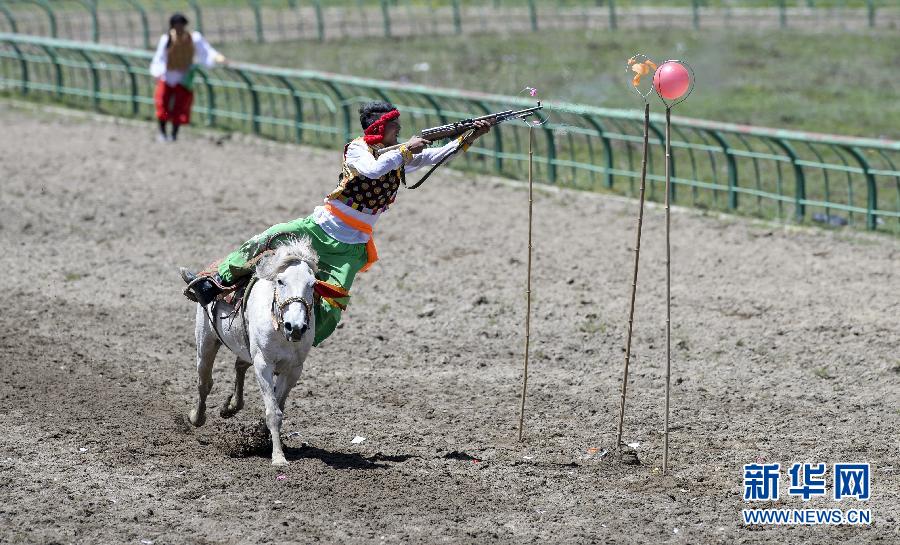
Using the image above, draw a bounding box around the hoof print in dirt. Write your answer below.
[619,449,641,466]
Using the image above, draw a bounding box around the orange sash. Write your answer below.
[324,202,378,272]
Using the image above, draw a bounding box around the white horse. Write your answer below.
[186,237,317,466]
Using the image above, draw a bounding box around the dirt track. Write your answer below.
[0,104,898,544]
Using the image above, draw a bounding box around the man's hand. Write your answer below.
[461,119,492,148]
[470,119,492,139]
[406,136,431,154]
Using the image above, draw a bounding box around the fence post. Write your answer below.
[312,0,324,41]
[9,43,28,94]
[710,131,738,210]
[609,0,617,30]
[233,68,261,134]
[773,139,805,222]
[276,75,304,143]
[528,0,538,31]
[421,95,449,125]
[469,100,504,173]
[188,0,204,33]
[195,69,216,127]
[380,0,391,38]
[778,0,787,29]
[584,115,614,188]
[26,0,57,38]
[73,0,99,42]
[867,0,875,28]
[321,80,352,143]
[38,44,63,98]
[543,123,557,183]
[451,0,462,34]
[691,0,700,30]
[249,0,264,43]
[844,146,878,230]
[76,50,100,111]
[0,4,18,33]
[113,53,139,116]
[121,0,150,49]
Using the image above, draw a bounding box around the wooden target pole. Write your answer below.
[655,58,692,476]
[663,106,673,475]
[615,102,651,450]
[518,125,535,442]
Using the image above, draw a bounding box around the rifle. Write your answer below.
[373,102,542,157]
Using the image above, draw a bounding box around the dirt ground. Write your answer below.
[0,104,897,544]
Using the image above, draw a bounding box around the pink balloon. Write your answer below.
[653,61,691,100]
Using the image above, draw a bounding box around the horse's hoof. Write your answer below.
[188,408,206,427]
[272,456,289,467]
[219,396,243,418]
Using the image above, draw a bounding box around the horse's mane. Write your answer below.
[255,236,318,280]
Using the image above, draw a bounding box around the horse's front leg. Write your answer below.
[253,356,288,466]
[220,358,251,418]
[189,305,220,427]
[275,364,303,413]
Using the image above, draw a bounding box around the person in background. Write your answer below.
[149,13,227,142]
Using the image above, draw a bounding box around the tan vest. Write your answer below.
[166,30,194,72]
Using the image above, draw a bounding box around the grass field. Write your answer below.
[221,27,899,139]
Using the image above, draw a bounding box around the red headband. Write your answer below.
[363,110,400,145]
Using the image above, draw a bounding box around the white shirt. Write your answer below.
[313,138,464,244]
[149,31,222,86]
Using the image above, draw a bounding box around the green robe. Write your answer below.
[218,215,367,346]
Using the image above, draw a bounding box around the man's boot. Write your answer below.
[180,268,225,306]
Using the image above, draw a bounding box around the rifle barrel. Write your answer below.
[372,103,543,157]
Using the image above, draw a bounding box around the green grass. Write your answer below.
[221,27,899,139]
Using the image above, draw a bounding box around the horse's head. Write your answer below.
[256,237,318,342]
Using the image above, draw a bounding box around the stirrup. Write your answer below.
[182,278,203,303]
[180,267,210,303]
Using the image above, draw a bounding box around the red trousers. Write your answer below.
[154,80,193,124]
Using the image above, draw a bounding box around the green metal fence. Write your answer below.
[1,33,898,232]
[0,0,892,49]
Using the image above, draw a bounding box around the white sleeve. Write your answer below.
[405,138,462,174]
[149,34,168,78]
[346,140,405,179]
[192,32,222,68]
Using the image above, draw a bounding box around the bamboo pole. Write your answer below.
[663,106,672,474]
[616,102,651,450]
[518,125,535,442]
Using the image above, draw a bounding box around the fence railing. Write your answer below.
[0,1,894,50]
[1,33,897,232]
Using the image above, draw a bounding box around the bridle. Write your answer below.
[271,282,313,333]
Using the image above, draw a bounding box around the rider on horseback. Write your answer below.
[181,101,491,346]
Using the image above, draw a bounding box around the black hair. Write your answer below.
[359,101,396,130]
[169,13,189,29]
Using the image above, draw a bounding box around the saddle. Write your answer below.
[198,256,351,314]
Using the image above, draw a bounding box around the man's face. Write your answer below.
[173,22,187,34]
[382,119,401,146]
